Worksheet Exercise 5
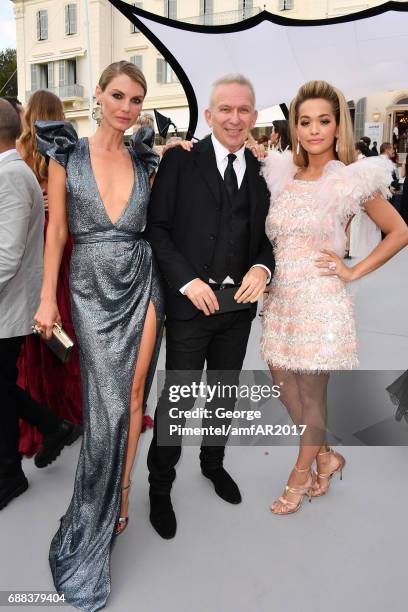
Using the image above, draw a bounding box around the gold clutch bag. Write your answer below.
[32,322,74,363]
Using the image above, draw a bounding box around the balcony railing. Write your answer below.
[26,84,85,100]
[182,7,261,26]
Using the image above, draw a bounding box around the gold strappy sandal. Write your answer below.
[270,466,315,516]
[311,448,345,498]
[115,480,132,536]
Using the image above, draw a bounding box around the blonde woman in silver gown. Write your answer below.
[34,62,164,611]
[259,80,408,516]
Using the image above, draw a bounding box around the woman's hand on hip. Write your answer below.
[315,249,356,282]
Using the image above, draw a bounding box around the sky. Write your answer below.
[0,1,16,52]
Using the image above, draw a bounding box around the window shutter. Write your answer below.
[279,0,294,9]
[168,0,177,19]
[39,64,47,88]
[157,58,165,83]
[239,0,253,11]
[130,55,143,70]
[70,4,77,34]
[42,11,48,40]
[36,12,41,40]
[200,0,213,23]
[67,59,76,85]
[31,64,38,91]
[47,62,54,89]
[59,60,66,87]
[132,2,142,33]
[65,5,69,35]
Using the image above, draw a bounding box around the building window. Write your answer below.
[279,0,294,10]
[164,0,177,19]
[30,62,54,92]
[157,58,178,84]
[130,55,143,71]
[65,4,78,36]
[131,2,142,33]
[36,10,48,41]
[59,58,77,95]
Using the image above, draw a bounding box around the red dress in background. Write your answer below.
[17,216,83,456]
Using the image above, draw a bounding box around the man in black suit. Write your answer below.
[146,74,274,538]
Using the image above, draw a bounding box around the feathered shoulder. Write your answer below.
[260,150,298,200]
[319,156,393,219]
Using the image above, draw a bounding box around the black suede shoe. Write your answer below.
[0,472,28,511]
[201,467,242,504]
[149,491,177,539]
[34,420,82,468]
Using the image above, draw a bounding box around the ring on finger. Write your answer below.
[32,323,44,335]
[328,261,336,271]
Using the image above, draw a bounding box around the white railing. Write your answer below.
[26,84,85,99]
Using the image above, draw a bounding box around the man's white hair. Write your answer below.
[209,74,256,108]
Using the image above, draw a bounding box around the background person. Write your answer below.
[0,99,80,512]
[270,119,291,152]
[15,90,83,458]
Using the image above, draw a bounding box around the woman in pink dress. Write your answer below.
[260,80,408,515]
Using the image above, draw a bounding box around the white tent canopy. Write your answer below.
[109,0,408,138]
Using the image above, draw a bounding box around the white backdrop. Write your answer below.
[109,0,408,137]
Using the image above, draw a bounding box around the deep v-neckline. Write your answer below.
[85,137,137,226]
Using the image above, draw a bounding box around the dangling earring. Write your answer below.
[92,101,102,126]
[296,139,300,155]
[335,137,339,153]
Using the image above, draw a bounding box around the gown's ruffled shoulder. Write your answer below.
[35,120,79,168]
[260,150,298,201]
[129,126,160,176]
[320,156,393,220]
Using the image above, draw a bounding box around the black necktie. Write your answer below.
[224,153,238,200]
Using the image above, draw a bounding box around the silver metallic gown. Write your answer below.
[36,121,164,612]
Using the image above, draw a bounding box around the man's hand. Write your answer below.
[185,279,219,315]
[234,267,268,303]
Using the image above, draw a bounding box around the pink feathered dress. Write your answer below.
[260,152,392,373]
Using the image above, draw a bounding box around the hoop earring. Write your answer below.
[296,139,300,155]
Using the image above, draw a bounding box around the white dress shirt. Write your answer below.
[180,134,271,294]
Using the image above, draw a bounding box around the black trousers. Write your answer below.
[147,309,252,495]
[0,336,61,476]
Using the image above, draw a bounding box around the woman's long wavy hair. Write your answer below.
[289,80,356,167]
[18,90,64,182]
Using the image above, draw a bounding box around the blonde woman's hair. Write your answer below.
[98,60,147,96]
[289,80,356,167]
[18,90,64,182]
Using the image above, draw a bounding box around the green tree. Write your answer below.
[0,48,17,97]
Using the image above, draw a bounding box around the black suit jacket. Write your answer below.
[145,136,275,320]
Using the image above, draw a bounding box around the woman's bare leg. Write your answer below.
[117,302,157,532]
[269,370,330,514]
[269,367,303,425]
